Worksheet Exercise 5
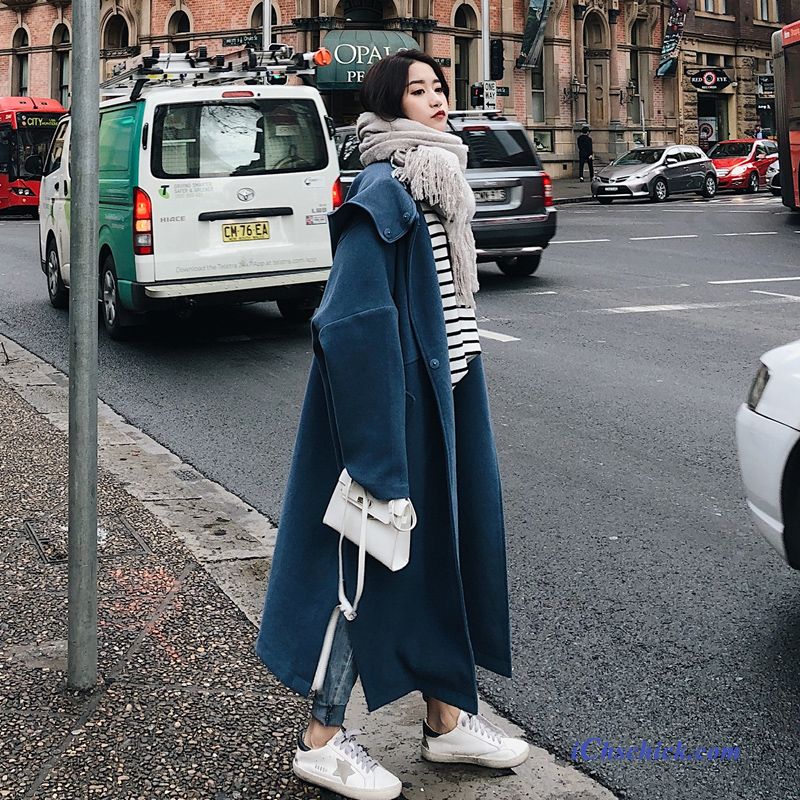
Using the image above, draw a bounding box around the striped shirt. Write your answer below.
[422,203,481,388]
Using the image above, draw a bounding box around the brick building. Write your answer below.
[1,0,797,171]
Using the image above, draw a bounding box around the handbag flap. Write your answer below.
[339,474,393,524]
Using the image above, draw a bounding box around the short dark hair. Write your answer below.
[581,125,590,133]
[360,50,450,121]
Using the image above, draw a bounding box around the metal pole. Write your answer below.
[482,0,490,82]
[263,0,272,85]
[67,0,100,691]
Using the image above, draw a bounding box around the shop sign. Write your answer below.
[689,68,731,91]
[757,74,775,96]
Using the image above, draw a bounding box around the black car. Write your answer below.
[335,112,557,276]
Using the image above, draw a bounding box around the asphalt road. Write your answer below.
[3,192,800,800]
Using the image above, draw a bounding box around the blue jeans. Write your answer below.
[311,612,358,727]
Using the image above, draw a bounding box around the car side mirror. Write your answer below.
[665,156,679,165]
[24,154,43,176]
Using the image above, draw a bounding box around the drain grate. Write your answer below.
[174,467,201,482]
[25,508,152,565]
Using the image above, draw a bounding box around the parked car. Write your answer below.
[336,112,557,277]
[707,138,778,193]
[736,339,800,569]
[39,48,340,338]
[591,145,717,204]
[766,159,781,196]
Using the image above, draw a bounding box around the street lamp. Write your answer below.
[563,74,581,103]
[619,78,637,105]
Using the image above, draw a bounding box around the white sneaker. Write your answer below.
[421,710,530,769]
[293,728,402,800]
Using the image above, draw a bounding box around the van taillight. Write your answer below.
[133,187,154,255]
[542,172,553,207]
[332,177,343,209]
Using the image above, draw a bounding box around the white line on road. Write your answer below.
[602,302,734,314]
[750,290,800,301]
[629,234,699,241]
[478,328,520,343]
[708,276,800,285]
[526,290,558,295]
[714,231,778,236]
[549,238,611,244]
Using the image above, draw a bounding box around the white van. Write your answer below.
[39,48,341,338]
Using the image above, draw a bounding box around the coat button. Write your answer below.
[430,358,440,369]
[402,212,410,221]
[384,227,392,237]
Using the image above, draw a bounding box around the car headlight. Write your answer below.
[747,363,770,411]
[730,164,749,177]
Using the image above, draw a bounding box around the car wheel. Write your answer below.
[651,178,668,203]
[46,240,69,309]
[497,253,542,277]
[100,255,129,340]
[597,197,614,205]
[701,174,717,199]
[746,172,759,193]
[277,297,318,323]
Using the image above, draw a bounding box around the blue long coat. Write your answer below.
[255,161,512,715]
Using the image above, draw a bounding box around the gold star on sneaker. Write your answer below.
[333,757,356,784]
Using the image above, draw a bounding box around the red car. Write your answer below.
[708,139,779,193]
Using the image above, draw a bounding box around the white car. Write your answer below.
[766,160,781,196]
[736,340,800,568]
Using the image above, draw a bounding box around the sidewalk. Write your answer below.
[0,334,616,800]
[551,177,595,205]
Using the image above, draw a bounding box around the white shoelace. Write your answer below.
[462,713,505,745]
[335,728,379,773]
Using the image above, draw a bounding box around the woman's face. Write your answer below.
[401,61,448,131]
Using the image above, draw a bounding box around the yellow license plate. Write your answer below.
[222,221,270,243]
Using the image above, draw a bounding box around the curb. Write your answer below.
[0,332,618,800]
[553,195,596,206]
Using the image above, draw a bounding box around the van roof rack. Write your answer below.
[100,43,332,102]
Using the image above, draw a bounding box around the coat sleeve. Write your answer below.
[312,212,409,501]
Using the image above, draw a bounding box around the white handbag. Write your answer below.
[311,468,417,691]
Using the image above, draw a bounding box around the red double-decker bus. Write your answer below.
[0,96,66,215]
[772,20,800,211]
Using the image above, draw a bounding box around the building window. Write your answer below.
[755,0,779,21]
[704,0,714,11]
[52,25,71,107]
[252,2,279,31]
[453,4,478,111]
[531,57,545,123]
[104,15,130,50]
[12,28,29,97]
[168,11,191,53]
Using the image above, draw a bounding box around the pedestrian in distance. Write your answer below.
[577,125,594,181]
[255,49,529,800]
[753,124,764,140]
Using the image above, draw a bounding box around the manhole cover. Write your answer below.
[25,509,151,565]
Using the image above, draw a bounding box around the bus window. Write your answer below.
[0,127,11,174]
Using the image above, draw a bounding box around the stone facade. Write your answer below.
[1,0,798,174]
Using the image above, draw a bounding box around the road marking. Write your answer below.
[549,238,611,244]
[709,276,800,285]
[750,290,800,301]
[526,290,558,295]
[714,231,778,236]
[629,234,699,241]
[478,328,520,343]
[602,301,733,314]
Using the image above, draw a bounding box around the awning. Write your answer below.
[317,29,420,91]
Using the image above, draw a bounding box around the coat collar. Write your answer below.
[328,162,418,246]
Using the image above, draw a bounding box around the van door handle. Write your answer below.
[64,182,69,198]
[54,181,60,192]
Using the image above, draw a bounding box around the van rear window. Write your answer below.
[151,99,328,178]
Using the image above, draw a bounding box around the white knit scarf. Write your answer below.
[356,112,479,308]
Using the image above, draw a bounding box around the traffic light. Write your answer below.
[490,39,504,81]
[470,82,484,108]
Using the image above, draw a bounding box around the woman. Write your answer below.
[255,50,528,800]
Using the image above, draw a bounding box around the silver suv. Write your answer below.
[335,112,557,276]
[592,145,718,204]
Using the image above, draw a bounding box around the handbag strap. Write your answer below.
[311,490,369,692]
